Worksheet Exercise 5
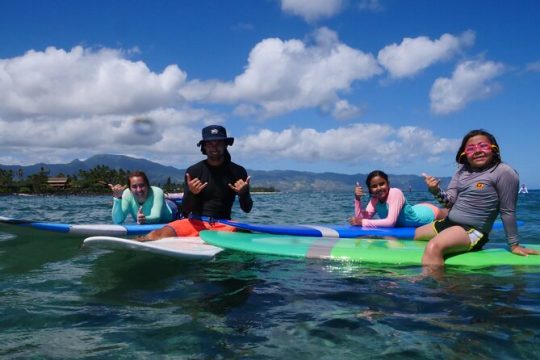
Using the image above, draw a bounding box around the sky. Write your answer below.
[1,0,539,187]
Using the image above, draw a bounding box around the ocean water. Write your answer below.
[1,191,539,359]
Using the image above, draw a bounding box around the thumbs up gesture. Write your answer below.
[421,173,440,194]
[354,182,364,200]
[136,206,146,224]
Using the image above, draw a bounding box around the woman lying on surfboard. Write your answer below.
[415,129,539,267]
[109,171,179,225]
[348,170,447,228]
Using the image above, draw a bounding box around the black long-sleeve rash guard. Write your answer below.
[181,160,253,219]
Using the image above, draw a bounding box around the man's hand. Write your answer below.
[229,176,251,195]
[186,173,208,195]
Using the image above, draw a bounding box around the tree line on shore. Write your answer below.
[0,165,277,195]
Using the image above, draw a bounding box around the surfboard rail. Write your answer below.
[217,219,521,239]
[0,216,166,237]
[199,230,540,267]
[83,236,223,259]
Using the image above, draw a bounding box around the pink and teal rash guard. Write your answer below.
[354,187,436,228]
[112,186,173,224]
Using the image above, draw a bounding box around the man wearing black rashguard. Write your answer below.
[139,125,252,241]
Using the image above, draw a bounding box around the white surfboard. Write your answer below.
[83,236,223,259]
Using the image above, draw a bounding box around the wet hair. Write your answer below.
[127,171,150,188]
[365,170,389,194]
[456,129,501,166]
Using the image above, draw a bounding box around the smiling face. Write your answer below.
[368,175,390,200]
[203,140,226,164]
[463,134,495,169]
[129,175,149,204]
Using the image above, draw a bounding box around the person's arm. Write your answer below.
[361,188,405,228]
[493,166,538,256]
[354,197,376,219]
[238,191,253,213]
[496,167,520,248]
[349,196,379,226]
[423,172,457,208]
[112,189,131,224]
[229,173,252,213]
[181,176,193,217]
[181,172,206,217]
[143,187,166,223]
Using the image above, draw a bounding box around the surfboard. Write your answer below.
[83,236,223,259]
[199,231,540,267]
[218,219,520,239]
[0,216,166,238]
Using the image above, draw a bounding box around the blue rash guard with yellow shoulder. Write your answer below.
[112,186,173,224]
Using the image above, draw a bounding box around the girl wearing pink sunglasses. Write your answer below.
[416,129,539,270]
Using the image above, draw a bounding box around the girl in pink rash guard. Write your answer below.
[349,170,447,228]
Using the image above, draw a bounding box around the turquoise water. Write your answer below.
[1,191,539,359]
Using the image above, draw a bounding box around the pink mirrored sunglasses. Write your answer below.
[462,142,497,157]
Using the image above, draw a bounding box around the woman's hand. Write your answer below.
[136,206,146,224]
[349,216,363,226]
[108,183,127,199]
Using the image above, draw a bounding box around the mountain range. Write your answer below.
[0,154,450,192]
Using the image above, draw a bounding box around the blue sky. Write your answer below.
[1,0,539,187]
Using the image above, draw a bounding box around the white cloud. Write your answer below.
[0,113,460,171]
[0,46,187,118]
[430,60,505,115]
[0,106,225,167]
[378,31,475,78]
[358,0,383,11]
[526,61,540,72]
[318,99,363,120]
[280,0,344,22]
[237,124,458,164]
[180,27,382,119]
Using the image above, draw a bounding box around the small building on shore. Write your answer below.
[47,177,70,190]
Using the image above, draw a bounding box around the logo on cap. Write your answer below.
[211,129,219,135]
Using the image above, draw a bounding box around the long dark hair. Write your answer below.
[455,129,501,167]
[127,170,150,188]
[365,170,389,194]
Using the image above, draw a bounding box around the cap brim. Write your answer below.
[197,137,234,146]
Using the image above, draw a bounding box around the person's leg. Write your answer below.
[138,219,238,242]
[414,222,436,240]
[138,225,176,241]
[421,226,470,266]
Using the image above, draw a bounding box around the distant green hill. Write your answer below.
[0,154,450,192]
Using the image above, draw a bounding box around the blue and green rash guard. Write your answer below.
[434,163,520,247]
[112,186,173,224]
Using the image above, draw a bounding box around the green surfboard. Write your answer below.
[199,231,540,267]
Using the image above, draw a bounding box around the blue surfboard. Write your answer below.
[0,216,166,238]
[218,219,521,239]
